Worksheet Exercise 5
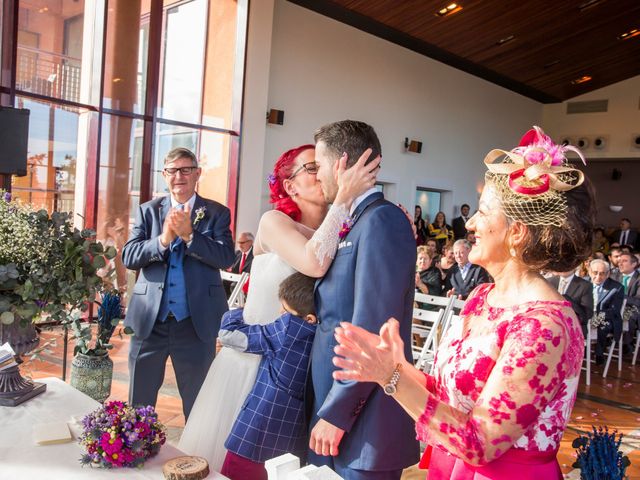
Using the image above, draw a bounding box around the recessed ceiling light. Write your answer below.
[618,28,640,40]
[571,75,592,85]
[435,3,463,17]
[496,35,516,46]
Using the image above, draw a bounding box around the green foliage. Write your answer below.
[0,191,116,327]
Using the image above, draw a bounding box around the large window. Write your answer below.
[1,0,248,301]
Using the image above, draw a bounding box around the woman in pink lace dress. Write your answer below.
[332,127,596,479]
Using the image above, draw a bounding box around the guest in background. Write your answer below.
[447,239,489,300]
[415,246,443,297]
[452,204,470,240]
[425,238,438,262]
[592,227,610,255]
[612,218,639,251]
[577,256,593,280]
[618,252,640,353]
[547,270,593,335]
[437,243,455,293]
[465,231,476,246]
[122,147,235,419]
[428,211,453,253]
[589,259,624,365]
[414,205,428,246]
[224,232,254,297]
[608,246,623,281]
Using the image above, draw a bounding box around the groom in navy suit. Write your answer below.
[122,147,235,419]
[309,121,419,479]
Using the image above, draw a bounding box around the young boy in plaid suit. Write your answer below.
[217,272,317,480]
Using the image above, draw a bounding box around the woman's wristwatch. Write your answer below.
[383,363,403,395]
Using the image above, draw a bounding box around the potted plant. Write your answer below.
[0,191,116,405]
[69,290,131,402]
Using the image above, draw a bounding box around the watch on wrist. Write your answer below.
[383,363,402,396]
[186,232,194,243]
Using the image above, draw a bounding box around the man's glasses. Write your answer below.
[288,162,319,179]
[164,167,198,176]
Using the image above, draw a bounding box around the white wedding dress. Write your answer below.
[178,253,295,471]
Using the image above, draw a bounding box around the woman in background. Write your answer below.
[428,211,453,253]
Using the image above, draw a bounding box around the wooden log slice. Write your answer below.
[163,456,210,480]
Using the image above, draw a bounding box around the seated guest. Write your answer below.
[452,204,470,240]
[331,126,595,479]
[437,243,455,293]
[547,270,593,335]
[447,239,489,299]
[428,211,453,253]
[425,238,439,262]
[592,227,610,255]
[618,252,640,352]
[223,232,254,297]
[218,272,317,480]
[465,231,476,245]
[608,246,623,281]
[589,259,624,365]
[415,246,443,296]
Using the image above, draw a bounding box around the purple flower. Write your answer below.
[267,173,277,187]
[3,192,11,202]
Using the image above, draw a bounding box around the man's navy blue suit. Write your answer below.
[122,193,235,418]
[309,191,420,479]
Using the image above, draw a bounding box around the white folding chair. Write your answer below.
[632,325,640,366]
[581,325,595,386]
[220,271,249,309]
[602,299,626,378]
[412,307,445,373]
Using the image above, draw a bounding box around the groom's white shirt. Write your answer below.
[349,187,378,216]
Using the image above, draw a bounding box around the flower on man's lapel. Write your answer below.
[338,218,353,240]
[194,206,207,226]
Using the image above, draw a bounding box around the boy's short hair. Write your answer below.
[278,272,316,318]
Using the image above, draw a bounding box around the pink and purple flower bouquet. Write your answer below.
[79,401,166,468]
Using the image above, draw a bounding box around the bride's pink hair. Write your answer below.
[268,144,315,221]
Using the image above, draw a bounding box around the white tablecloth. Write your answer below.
[0,377,227,479]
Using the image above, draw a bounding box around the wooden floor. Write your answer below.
[21,326,640,479]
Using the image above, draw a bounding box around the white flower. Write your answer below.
[193,206,206,226]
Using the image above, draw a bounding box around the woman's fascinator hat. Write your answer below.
[484,126,586,227]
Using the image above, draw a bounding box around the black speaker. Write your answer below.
[266,109,284,125]
[612,168,622,181]
[0,107,29,176]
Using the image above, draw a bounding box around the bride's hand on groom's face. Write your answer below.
[334,149,381,207]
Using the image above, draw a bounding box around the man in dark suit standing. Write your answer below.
[448,239,489,299]
[548,271,593,335]
[223,232,254,297]
[452,204,470,240]
[309,120,419,479]
[589,259,624,365]
[612,218,639,251]
[122,147,235,419]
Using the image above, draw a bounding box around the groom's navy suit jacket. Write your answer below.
[122,194,235,342]
[310,192,420,471]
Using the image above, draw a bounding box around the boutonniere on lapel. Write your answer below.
[193,206,206,226]
[338,217,353,240]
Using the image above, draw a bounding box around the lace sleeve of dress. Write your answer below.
[415,305,580,466]
[307,203,351,267]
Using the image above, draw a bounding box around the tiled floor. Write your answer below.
[21,325,640,479]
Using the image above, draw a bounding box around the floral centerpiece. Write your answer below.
[0,191,116,328]
[79,400,166,468]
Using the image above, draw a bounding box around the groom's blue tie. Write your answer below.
[158,204,191,322]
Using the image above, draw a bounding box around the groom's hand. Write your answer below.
[309,419,344,456]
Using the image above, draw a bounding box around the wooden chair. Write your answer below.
[220,271,249,309]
